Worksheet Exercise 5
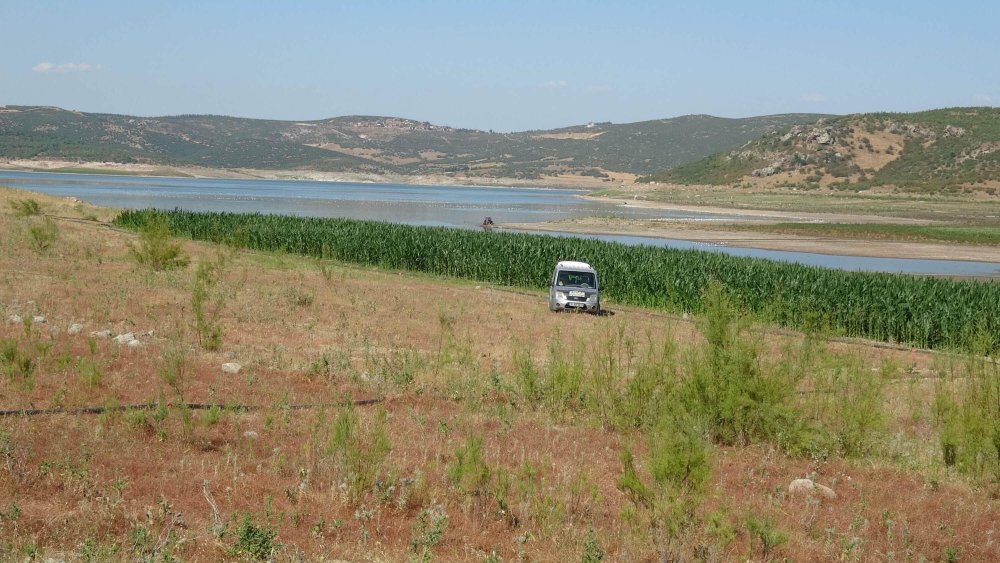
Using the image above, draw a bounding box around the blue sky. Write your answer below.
[2,1,997,130]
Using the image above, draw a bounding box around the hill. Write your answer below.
[638,107,1000,193]
[0,106,825,179]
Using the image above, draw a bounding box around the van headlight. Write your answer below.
[587,294,597,302]
[555,291,567,299]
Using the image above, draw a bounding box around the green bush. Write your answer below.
[127,215,189,271]
[409,506,448,561]
[581,527,605,562]
[684,283,801,446]
[447,435,491,497]
[27,217,59,253]
[746,514,788,560]
[192,261,223,350]
[934,340,1000,485]
[229,513,278,561]
[8,198,41,217]
[326,404,392,506]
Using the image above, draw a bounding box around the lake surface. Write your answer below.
[3,170,999,278]
[0,170,738,226]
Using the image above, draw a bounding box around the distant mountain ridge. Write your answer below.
[639,107,1000,193]
[0,105,827,179]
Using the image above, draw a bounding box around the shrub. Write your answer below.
[409,505,448,561]
[28,217,59,253]
[127,215,189,271]
[934,338,1000,485]
[746,514,788,560]
[581,527,605,562]
[447,435,491,497]
[685,283,801,446]
[326,404,392,506]
[77,358,102,387]
[229,513,278,561]
[617,411,713,555]
[8,198,41,217]
[192,261,224,350]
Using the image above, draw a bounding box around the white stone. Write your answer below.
[221,362,242,374]
[127,339,143,349]
[788,478,815,495]
[113,332,136,345]
[7,314,22,324]
[90,330,112,339]
[243,430,259,440]
[814,483,837,499]
[67,323,84,335]
[788,478,836,499]
[32,315,47,324]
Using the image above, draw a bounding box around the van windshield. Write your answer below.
[556,270,596,289]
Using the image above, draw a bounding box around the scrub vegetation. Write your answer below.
[1,188,998,561]
[641,107,1000,194]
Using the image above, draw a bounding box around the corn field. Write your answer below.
[115,209,1000,351]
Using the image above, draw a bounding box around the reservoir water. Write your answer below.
[2,170,999,278]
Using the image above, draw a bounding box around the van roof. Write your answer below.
[556,260,595,271]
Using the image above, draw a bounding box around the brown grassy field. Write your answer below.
[0,187,996,561]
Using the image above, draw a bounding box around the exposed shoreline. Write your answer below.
[0,158,613,191]
[579,194,935,225]
[504,217,1000,264]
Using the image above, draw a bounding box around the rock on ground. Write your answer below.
[788,478,836,499]
[67,323,84,335]
[7,314,22,324]
[90,330,112,339]
[113,332,136,345]
[221,362,242,374]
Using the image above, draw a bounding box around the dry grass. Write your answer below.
[850,126,905,172]
[0,187,996,561]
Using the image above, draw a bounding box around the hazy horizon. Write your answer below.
[4,1,998,131]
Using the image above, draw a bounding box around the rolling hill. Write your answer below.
[0,106,826,179]
[639,107,1000,193]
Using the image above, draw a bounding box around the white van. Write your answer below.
[548,261,600,313]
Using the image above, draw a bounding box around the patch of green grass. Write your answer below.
[729,222,1000,245]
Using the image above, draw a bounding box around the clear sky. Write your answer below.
[2,1,997,131]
